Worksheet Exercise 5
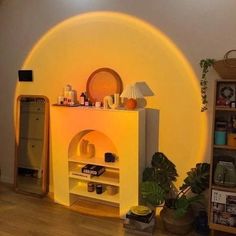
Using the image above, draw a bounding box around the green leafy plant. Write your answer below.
[141,152,210,217]
[200,58,215,112]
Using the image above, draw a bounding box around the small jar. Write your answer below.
[96,184,103,194]
[79,92,86,106]
[214,129,226,145]
[57,96,64,105]
[87,182,95,192]
[106,185,118,195]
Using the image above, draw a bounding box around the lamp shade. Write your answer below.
[120,84,144,99]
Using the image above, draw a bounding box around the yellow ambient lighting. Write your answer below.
[15,11,208,186]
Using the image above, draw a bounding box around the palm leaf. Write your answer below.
[141,181,166,206]
[180,163,210,194]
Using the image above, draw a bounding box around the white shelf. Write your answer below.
[69,167,119,186]
[69,155,120,170]
[69,181,120,204]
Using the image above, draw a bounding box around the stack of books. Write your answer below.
[123,206,156,235]
[82,164,105,176]
[70,169,92,180]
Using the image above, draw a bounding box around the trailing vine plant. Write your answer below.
[200,58,215,112]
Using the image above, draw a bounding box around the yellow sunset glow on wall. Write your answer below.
[15,11,207,186]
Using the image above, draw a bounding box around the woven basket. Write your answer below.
[213,50,236,79]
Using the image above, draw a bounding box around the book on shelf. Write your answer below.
[126,210,155,224]
[212,189,236,227]
[70,170,92,180]
[82,164,105,176]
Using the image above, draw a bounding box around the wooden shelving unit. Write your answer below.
[209,80,236,234]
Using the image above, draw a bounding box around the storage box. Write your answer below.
[215,130,226,145]
[227,133,236,146]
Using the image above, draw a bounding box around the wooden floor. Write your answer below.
[0,183,233,236]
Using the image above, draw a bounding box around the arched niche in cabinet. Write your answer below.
[68,129,118,162]
[68,129,120,211]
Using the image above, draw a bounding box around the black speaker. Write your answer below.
[18,70,33,82]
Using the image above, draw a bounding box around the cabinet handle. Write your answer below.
[36,118,39,121]
[31,145,35,148]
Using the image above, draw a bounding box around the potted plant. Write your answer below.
[200,58,215,112]
[141,152,210,235]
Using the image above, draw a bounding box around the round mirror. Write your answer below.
[86,68,123,103]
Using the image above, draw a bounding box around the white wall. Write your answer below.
[1,0,236,183]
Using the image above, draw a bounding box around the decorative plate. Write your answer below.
[130,205,152,216]
[86,68,123,103]
[220,86,234,100]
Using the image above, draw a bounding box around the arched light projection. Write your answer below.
[15,11,208,186]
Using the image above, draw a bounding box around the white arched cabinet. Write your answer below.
[50,106,146,217]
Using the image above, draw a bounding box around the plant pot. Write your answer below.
[160,206,194,235]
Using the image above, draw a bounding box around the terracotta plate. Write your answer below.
[86,68,123,103]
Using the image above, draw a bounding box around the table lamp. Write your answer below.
[120,84,144,110]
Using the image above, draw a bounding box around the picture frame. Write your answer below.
[216,82,236,106]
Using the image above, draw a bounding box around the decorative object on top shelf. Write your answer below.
[141,152,210,235]
[79,92,86,106]
[95,101,101,108]
[57,84,77,106]
[103,93,120,109]
[86,67,123,103]
[120,83,144,110]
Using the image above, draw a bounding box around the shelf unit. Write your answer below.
[209,80,236,234]
[50,107,146,217]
